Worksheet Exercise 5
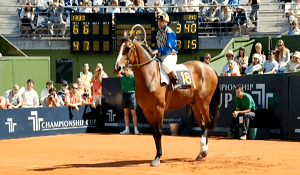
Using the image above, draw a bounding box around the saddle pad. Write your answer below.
[160,63,193,89]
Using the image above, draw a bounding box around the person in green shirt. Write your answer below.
[120,66,139,135]
[230,85,257,140]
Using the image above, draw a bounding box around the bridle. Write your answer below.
[123,39,155,67]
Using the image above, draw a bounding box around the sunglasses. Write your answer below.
[72,87,78,89]
[277,44,282,47]
[268,53,274,56]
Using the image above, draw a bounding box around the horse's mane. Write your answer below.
[133,40,153,62]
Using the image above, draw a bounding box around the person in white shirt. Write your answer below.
[221,50,239,75]
[79,0,93,13]
[287,51,300,73]
[245,53,262,75]
[6,85,23,109]
[260,50,278,74]
[106,0,120,23]
[41,80,54,104]
[22,79,39,108]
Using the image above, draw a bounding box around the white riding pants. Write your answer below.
[160,54,177,74]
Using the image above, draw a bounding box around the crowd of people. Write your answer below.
[204,40,300,76]
[0,62,108,111]
[19,0,255,36]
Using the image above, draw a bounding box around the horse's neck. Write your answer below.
[133,60,159,91]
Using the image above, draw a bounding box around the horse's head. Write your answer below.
[114,31,136,76]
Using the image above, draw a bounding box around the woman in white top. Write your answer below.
[287,51,300,73]
[275,40,290,73]
[234,47,249,74]
[254,42,266,65]
[245,53,262,75]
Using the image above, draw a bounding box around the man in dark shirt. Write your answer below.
[230,85,257,140]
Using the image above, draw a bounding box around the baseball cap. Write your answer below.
[62,80,68,86]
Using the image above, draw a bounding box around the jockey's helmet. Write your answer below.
[157,12,169,23]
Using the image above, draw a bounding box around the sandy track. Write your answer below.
[0,134,299,175]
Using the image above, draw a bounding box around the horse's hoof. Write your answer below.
[150,157,160,167]
[195,151,208,161]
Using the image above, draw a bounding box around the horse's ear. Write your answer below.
[130,30,136,40]
[123,30,127,37]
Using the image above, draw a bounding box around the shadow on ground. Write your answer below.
[30,158,195,171]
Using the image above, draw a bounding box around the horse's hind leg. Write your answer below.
[190,101,209,161]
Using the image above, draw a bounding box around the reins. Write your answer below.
[127,41,156,67]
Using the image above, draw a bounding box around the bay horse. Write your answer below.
[114,34,220,167]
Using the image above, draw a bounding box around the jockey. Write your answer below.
[151,12,180,89]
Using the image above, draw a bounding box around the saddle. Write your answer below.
[156,59,193,89]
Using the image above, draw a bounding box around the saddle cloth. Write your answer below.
[159,62,193,89]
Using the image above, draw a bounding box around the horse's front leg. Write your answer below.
[196,128,208,161]
[146,107,164,167]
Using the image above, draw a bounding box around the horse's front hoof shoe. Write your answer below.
[150,157,160,167]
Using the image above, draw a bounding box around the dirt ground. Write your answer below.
[0,133,299,175]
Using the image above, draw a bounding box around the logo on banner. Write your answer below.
[28,111,44,131]
[220,83,274,109]
[5,118,17,133]
[28,111,96,131]
[106,109,116,122]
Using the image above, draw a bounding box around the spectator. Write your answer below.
[106,0,120,23]
[146,0,163,12]
[64,83,82,112]
[6,85,22,109]
[245,53,262,75]
[204,53,211,65]
[58,80,69,106]
[221,50,239,75]
[228,0,241,10]
[219,5,233,32]
[234,47,248,74]
[77,78,84,95]
[203,1,221,28]
[20,2,36,36]
[82,86,94,106]
[91,66,105,107]
[64,0,79,15]
[187,0,202,12]
[154,1,164,13]
[134,0,145,13]
[223,59,241,76]
[0,96,7,110]
[21,79,39,108]
[287,0,300,22]
[287,20,300,36]
[45,87,61,107]
[254,42,266,64]
[120,66,140,135]
[287,51,300,73]
[229,85,257,140]
[41,80,54,105]
[233,5,247,26]
[48,0,66,37]
[96,63,109,78]
[79,0,93,13]
[35,0,51,14]
[173,0,188,12]
[275,40,290,73]
[260,50,278,74]
[79,63,93,88]
[247,0,260,32]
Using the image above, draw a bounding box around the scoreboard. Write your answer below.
[168,12,198,52]
[115,13,156,49]
[70,13,112,53]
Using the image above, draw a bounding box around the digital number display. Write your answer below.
[168,12,198,52]
[115,13,156,50]
[70,13,112,53]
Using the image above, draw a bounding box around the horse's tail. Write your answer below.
[208,71,221,130]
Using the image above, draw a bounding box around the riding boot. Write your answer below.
[168,71,180,89]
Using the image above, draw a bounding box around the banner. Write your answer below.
[288,75,300,140]
[0,106,100,140]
